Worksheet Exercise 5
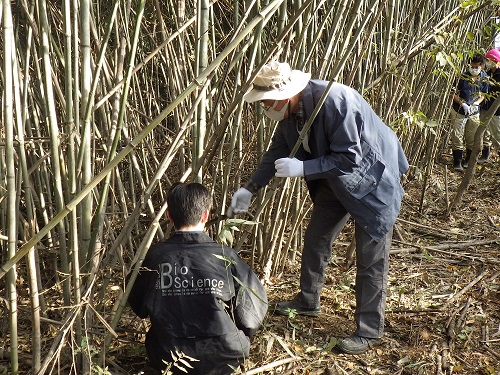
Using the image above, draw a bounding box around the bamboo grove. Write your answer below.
[0,0,498,373]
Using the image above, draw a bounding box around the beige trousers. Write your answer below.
[486,115,500,150]
[450,110,480,150]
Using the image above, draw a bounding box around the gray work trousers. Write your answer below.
[298,184,392,339]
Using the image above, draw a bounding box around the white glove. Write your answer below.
[274,157,304,177]
[462,102,471,116]
[227,187,252,217]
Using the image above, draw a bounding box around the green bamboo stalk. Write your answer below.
[262,179,295,278]
[346,4,382,88]
[330,0,379,81]
[79,0,93,278]
[318,0,349,77]
[12,38,42,375]
[61,0,84,369]
[193,0,210,182]
[95,40,129,308]
[37,284,95,374]
[93,15,197,112]
[81,1,121,264]
[278,0,287,34]
[104,83,211,261]
[382,0,395,68]
[37,0,72,308]
[296,0,335,70]
[12,1,44,370]
[196,0,317,177]
[23,129,50,318]
[4,0,19,372]
[294,0,305,67]
[80,1,145,370]
[76,1,119,172]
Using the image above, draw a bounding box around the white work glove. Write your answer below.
[227,187,252,217]
[462,102,471,116]
[470,103,480,115]
[274,157,304,178]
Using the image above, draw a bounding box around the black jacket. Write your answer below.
[127,231,268,374]
[483,68,500,115]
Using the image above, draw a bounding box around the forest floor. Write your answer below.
[2,154,498,375]
[110,153,500,375]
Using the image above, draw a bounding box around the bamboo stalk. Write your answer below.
[4,1,19,372]
[79,0,93,284]
[193,0,210,182]
[38,0,72,309]
[12,28,42,373]
[84,2,121,265]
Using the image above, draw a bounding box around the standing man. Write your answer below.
[128,182,268,374]
[228,61,408,355]
[450,53,489,170]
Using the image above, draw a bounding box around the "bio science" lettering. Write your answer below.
[159,262,225,296]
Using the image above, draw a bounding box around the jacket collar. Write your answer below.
[166,231,215,244]
[301,80,314,120]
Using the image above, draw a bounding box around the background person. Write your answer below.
[228,61,408,355]
[128,182,268,374]
[450,53,489,170]
[482,48,500,156]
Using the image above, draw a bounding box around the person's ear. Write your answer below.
[167,210,174,224]
[201,210,209,224]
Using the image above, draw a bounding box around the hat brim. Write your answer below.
[243,70,311,103]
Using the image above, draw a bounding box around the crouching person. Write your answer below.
[127,182,268,374]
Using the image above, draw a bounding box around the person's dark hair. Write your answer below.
[471,53,485,65]
[166,182,212,229]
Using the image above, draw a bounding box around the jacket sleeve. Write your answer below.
[303,98,363,180]
[249,122,290,188]
[126,265,154,319]
[230,255,268,338]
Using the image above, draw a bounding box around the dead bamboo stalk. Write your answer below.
[244,356,303,375]
[445,269,487,305]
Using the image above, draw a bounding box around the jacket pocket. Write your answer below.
[348,160,395,213]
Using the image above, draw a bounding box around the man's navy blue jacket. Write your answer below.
[249,80,409,241]
[452,70,489,115]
